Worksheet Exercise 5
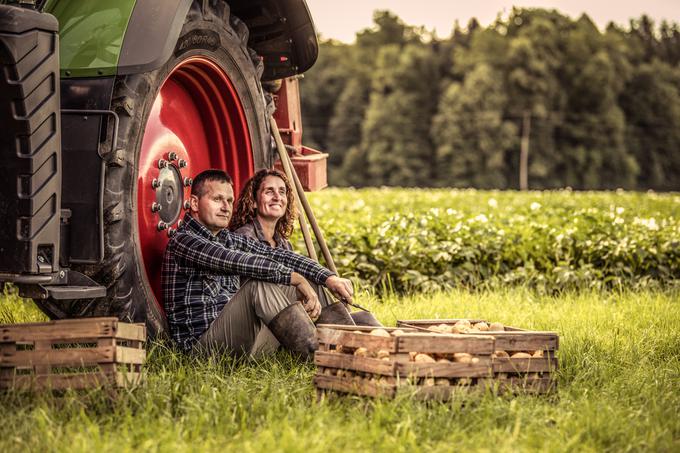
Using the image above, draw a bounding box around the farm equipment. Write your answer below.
[0,0,326,338]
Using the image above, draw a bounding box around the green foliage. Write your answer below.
[432,64,517,188]
[0,289,678,451]
[295,189,680,294]
[300,8,680,190]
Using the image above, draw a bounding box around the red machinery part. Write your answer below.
[136,57,254,310]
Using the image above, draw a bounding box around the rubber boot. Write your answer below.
[351,311,384,327]
[315,302,356,326]
[267,302,318,360]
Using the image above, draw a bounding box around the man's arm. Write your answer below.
[232,234,354,303]
[170,232,293,285]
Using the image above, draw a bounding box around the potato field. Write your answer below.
[0,189,678,452]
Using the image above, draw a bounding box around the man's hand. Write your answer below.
[325,275,354,305]
[290,272,321,320]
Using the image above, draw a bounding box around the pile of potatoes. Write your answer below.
[493,350,544,358]
[429,319,505,334]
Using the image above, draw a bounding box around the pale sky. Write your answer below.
[305,0,679,42]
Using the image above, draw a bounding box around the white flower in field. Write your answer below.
[613,217,624,225]
[498,229,505,236]
[453,222,462,233]
[488,198,498,208]
[530,202,541,211]
[446,208,456,215]
[430,208,440,217]
[616,207,625,215]
[633,217,659,231]
[420,218,428,227]
[472,214,488,223]
[555,233,565,242]
[352,199,365,210]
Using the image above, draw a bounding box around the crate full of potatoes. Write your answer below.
[396,319,559,394]
[313,325,496,400]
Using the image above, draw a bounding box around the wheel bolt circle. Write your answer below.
[168,152,178,161]
[157,221,168,231]
[183,177,193,187]
[151,202,162,213]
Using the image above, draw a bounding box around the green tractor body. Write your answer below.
[0,0,321,338]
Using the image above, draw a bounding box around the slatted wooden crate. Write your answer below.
[397,318,559,393]
[0,317,146,391]
[313,325,496,400]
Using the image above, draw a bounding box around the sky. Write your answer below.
[304,0,679,42]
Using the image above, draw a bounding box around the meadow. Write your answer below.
[0,189,678,452]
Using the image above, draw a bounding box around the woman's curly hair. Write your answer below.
[229,169,297,239]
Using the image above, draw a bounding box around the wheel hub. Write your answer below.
[153,160,186,228]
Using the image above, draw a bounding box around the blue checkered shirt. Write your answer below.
[161,213,334,351]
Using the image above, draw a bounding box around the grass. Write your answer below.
[1,286,678,452]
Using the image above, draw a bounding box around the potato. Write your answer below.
[376,349,390,360]
[335,344,345,354]
[471,357,480,364]
[529,372,541,379]
[323,368,334,376]
[497,372,508,379]
[391,329,406,336]
[409,351,419,361]
[370,328,391,337]
[454,353,473,364]
[415,353,436,363]
[436,358,451,363]
[457,378,472,386]
[336,369,345,377]
[423,377,436,387]
[489,322,505,331]
[354,347,369,357]
[532,350,544,358]
[455,319,471,327]
[431,324,450,333]
[435,378,450,386]
[475,322,490,331]
[511,352,532,359]
[494,350,510,358]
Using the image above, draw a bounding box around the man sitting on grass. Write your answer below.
[161,169,355,359]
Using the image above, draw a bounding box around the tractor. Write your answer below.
[0,0,327,338]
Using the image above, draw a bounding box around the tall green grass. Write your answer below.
[1,288,678,452]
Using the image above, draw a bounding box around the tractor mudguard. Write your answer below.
[44,0,318,80]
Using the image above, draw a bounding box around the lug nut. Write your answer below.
[178,159,188,168]
[177,219,184,228]
[157,221,168,231]
[167,228,176,237]
[183,200,191,210]
[158,159,168,169]
[183,177,193,187]
[168,152,178,161]
[151,202,162,213]
[151,178,160,189]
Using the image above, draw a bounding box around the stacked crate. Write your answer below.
[0,317,146,391]
[397,319,559,394]
[314,325,495,400]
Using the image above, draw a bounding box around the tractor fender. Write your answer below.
[118,0,192,75]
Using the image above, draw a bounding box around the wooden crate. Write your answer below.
[0,317,146,391]
[397,319,559,393]
[313,325,496,400]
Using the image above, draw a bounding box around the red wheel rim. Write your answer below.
[137,56,255,314]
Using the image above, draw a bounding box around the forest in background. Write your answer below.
[299,8,680,191]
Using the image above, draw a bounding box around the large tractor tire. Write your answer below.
[35,1,271,338]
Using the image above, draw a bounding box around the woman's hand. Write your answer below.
[325,275,354,305]
[290,272,321,320]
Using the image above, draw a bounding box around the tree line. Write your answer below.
[299,8,680,190]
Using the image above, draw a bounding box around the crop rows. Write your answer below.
[293,188,680,293]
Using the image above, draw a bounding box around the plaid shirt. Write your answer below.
[161,213,334,351]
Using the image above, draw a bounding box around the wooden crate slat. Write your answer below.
[313,374,395,398]
[314,351,396,375]
[0,319,117,343]
[396,334,495,354]
[395,383,484,401]
[494,377,556,394]
[317,327,396,352]
[494,357,559,373]
[115,323,146,342]
[395,360,492,378]
[397,319,559,351]
[114,346,146,364]
[0,346,115,367]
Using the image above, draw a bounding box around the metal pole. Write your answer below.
[282,146,338,274]
[269,117,317,261]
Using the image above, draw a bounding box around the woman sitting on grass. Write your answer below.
[230,168,381,327]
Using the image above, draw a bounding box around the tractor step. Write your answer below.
[42,285,106,300]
